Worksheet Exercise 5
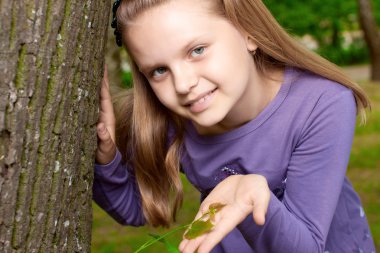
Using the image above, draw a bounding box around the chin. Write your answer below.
[192,115,226,132]
[194,114,222,126]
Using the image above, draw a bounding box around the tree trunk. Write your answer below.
[357,0,380,81]
[0,0,110,252]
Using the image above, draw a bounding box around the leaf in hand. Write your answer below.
[134,202,226,252]
[183,219,214,239]
[208,203,226,218]
[184,202,226,239]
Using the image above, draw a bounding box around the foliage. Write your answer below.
[122,71,133,88]
[263,0,379,65]
[317,42,369,66]
[264,0,357,43]
[373,0,380,24]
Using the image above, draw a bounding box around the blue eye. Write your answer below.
[191,47,205,57]
[152,67,167,77]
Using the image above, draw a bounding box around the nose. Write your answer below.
[172,63,198,94]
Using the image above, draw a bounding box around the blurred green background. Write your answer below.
[93,0,380,252]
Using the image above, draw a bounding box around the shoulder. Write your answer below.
[281,68,357,138]
[289,68,352,97]
[286,68,356,112]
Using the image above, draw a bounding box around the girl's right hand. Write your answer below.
[96,65,117,165]
[179,174,270,253]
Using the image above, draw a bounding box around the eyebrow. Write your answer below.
[138,34,209,74]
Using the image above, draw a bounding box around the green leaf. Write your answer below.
[133,225,188,253]
[183,219,214,239]
[183,202,226,240]
[133,202,226,252]
[149,234,180,253]
[208,203,226,217]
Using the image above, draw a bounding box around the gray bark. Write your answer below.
[0,0,110,252]
[357,0,380,81]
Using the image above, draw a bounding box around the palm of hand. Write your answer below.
[179,174,270,253]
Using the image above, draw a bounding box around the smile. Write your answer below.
[187,88,217,113]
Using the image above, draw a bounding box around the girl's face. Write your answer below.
[126,0,267,134]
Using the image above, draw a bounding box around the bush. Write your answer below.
[317,41,369,66]
[122,71,133,88]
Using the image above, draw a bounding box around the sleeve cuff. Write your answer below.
[94,149,123,176]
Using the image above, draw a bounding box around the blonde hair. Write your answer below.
[114,0,370,227]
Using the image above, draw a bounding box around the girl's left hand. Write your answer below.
[178,174,270,253]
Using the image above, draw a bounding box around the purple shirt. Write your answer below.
[93,68,375,253]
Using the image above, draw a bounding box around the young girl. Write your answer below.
[93,0,376,252]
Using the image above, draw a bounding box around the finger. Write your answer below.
[178,239,189,252]
[99,67,116,142]
[179,202,220,253]
[97,122,111,141]
[100,78,113,108]
[97,123,116,150]
[96,123,116,164]
[98,110,116,143]
[196,206,248,253]
[179,234,207,253]
[103,64,110,90]
[100,64,113,110]
[252,190,270,225]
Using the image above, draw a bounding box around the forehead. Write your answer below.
[124,0,221,63]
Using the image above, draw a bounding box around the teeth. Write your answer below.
[193,91,211,105]
[194,96,206,105]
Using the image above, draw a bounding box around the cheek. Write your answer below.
[206,43,251,81]
[205,54,252,91]
[150,85,177,108]
[201,54,232,84]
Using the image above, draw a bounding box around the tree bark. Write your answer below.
[0,0,110,252]
[357,0,380,81]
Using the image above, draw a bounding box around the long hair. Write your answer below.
[114,0,370,227]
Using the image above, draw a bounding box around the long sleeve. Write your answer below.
[93,149,145,226]
[236,90,357,252]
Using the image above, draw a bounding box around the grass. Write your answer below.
[347,81,380,250]
[92,81,380,252]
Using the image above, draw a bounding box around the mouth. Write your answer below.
[185,88,217,113]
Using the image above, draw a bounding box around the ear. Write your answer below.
[245,35,258,52]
